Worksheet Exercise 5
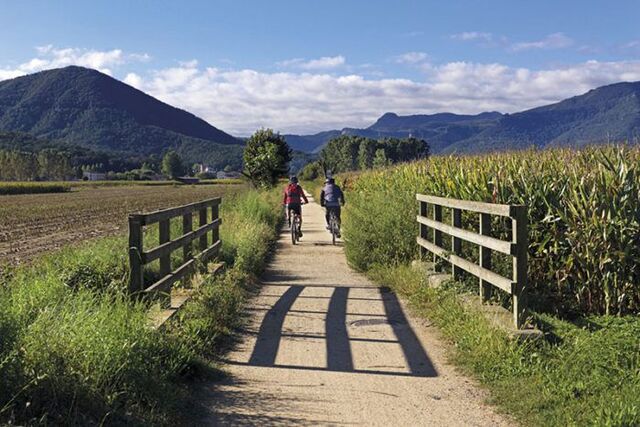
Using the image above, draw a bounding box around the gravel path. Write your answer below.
[201,196,512,426]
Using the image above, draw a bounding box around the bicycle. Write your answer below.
[289,208,302,245]
[328,208,340,245]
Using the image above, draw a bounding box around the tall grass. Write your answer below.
[0,189,281,424]
[343,145,640,316]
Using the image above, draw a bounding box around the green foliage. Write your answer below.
[161,150,185,179]
[320,135,428,173]
[0,188,282,424]
[343,145,640,316]
[370,264,640,426]
[298,161,324,181]
[242,128,292,188]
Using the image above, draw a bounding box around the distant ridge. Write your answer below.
[0,66,243,166]
[286,81,640,154]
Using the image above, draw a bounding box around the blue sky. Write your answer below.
[1,0,640,134]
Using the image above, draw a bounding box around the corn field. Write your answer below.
[342,145,640,316]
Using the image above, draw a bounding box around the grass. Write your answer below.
[335,145,640,426]
[0,182,71,195]
[370,265,640,426]
[0,188,282,424]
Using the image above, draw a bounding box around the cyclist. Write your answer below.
[283,176,309,236]
[320,177,345,237]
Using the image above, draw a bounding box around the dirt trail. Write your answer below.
[201,196,511,426]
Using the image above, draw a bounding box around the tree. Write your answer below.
[373,148,390,169]
[161,151,185,179]
[242,128,291,188]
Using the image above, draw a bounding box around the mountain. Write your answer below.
[285,112,503,153]
[0,66,244,168]
[445,81,640,153]
[288,81,640,154]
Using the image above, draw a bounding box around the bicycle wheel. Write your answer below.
[330,213,337,245]
[290,211,296,245]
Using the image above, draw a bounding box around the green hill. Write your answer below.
[0,66,244,169]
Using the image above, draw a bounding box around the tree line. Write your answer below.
[0,149,73,181]
[300,135,429,179]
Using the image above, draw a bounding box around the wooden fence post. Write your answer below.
[511,206,528,328]
[433,204,442,271]
[159,219,171,277]
[199,207,208,252]
[128,216,144,295]
[452,208,463,280]
[212,202,220,244]
[479,213,492,302]
[419,201,427,259]
[183,213,193,262]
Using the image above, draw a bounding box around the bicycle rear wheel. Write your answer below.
[290,211,296,245]
[330,213,337,245]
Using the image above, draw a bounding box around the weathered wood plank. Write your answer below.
[511,205,528,328]
[142,219,220,264]
[199,207,208,251]
[416,215,513,255]
[416,236,514,293]
[159,219,171,277]
[131,197,221,225]
[128,216,143,294]
[451,208,463,280]
[433,204,442,270]
[183,213,193,263]
[419,201,428,259]
[479,213,492,302]
[416,193,516,217]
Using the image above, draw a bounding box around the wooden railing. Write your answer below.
[128,197,222,299]
[416,194,528,328]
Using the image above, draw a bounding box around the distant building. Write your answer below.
[195,163,216,174]
[83,171,106,181]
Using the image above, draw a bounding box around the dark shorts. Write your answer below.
[287,203,302,216]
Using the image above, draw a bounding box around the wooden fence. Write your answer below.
[128,197,222,299]
[416,194,528,328]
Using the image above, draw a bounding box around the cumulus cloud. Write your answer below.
[394,52,429,64]
[126,59,640,135]
[511,32,573,51]
[2,46,640,136]
[277,55,345,70]
[0,45,150,79]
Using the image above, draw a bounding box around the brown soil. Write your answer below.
[0,184,241,266]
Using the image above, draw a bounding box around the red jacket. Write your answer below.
[283,183,309,205]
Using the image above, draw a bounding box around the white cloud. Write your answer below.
[511,32,573,51]
[278,55,345,70]
[0,46,150,80]
[2,46,640,136]
[125,59,640,135]
[451,32,493,42]
[394,52,429,64]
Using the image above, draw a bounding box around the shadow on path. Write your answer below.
[244,284,437,377]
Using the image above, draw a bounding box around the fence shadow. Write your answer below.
[242,284,437,378]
